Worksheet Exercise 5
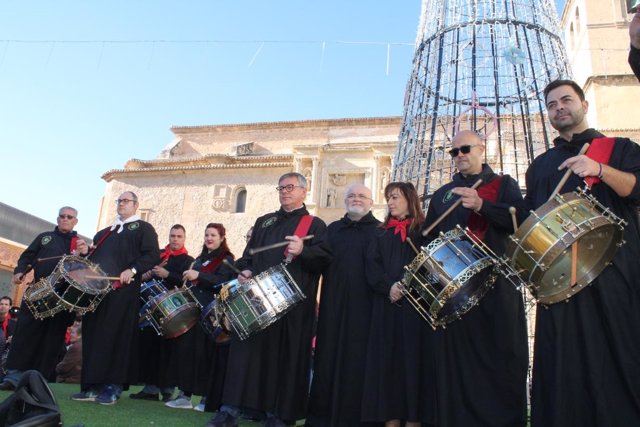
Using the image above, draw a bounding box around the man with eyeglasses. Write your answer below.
[526,80,640,426]
[0,207,88,390]
[73,191,160,405]
[209,173,331,427]
[307,183,380,427]
[422,130,528,426]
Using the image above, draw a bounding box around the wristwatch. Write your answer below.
[130,267,137,275]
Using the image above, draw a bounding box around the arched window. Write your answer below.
[235,189,247,213]
[569,23,575,49]
[575,7,580,33]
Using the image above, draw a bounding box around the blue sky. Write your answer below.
[1,1,566,236]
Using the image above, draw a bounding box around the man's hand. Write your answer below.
[238,270,253,284]
[120,269,135,285]
[11,273,24,286]
[389,281,404,303]
[284,235,304,257]
[630,11,640,49]
[74,239,89,256]
[451,187,483,212]
[558,154,600,178]
[152,266,169,279]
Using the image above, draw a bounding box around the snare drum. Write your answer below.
[402,227,498,329]
[200,299,231,344]
[220,264,305,340]
[23,255,111,319]
[139,280,200,339]
[506,190,625,304]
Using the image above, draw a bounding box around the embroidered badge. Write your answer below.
[262,217,277,228]
[443,190,455,204]
[41,235,52,245]
[128,222,140,231]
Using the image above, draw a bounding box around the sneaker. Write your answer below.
[95,386,119,405]
[71,390,99,402]
[161,392,173,402]
[206,410,239,427]
[165,395,193,409]
[194,402,205,412]
[129,390,159,401]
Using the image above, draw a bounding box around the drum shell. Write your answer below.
[138,281,200,339]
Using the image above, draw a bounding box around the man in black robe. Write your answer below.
[0,207,88,389]
[527,80,640,426]
[130,224,194,402]
[423,130,529,426]
[630,11,640,80]
[307,183,380,427]
[72,191,160,405]
[208,172,331,427]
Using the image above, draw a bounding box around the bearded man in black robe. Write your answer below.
[1,207,88,389]
[423,130,529,427]
[72,191,160,405]
[208,172,331,427]
[307,183,380,427]
[527,80,640,427]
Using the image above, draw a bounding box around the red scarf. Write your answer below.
[192,251,229,286]
[160,245,189,262]
[1,313,11,338]
[385,218,412,242]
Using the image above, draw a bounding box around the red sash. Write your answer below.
[192,251,229,286]
[284,215,314,259]
[584,137,615,188]
[70,236,78,252]
[466,176,503,241]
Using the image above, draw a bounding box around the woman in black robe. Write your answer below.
[362,182,435,427]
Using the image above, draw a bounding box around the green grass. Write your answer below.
[0,384,265,427]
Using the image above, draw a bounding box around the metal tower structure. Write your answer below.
[393,0,571,197]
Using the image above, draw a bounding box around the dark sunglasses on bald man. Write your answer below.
[58,214,75,220]
[449,144,481,157]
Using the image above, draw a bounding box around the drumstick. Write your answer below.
[86,275,120,281]
[570,241,578,287]
[36,255,65,263]
[182,261,197,287]
[422,178,483,237]
[509,207,518,233]
[548,142,590,202]
[222,259,251,279]
[405,237,421,256]
[248,235,315,255]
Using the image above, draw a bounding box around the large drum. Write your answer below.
[138,279,200,339]
[402,227,499,329]
[219,264,305,340]
[23,255,111,319]
[506,190,625,304]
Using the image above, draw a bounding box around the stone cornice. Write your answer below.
[170,116,402,134]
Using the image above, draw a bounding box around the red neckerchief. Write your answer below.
[385,217,412,242]
[192,251,229,286]
[284,214,314,259]
[584,137,615,188]
[1,313,11,338]
[466,175,503,241]
[160,245,188,262]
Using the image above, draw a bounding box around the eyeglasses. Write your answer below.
[58,214,75,220]
[449,144,481,157]
[346,193,372,200]
[276,184,304,193]
[116,198,136,204]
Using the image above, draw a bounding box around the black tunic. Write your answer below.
[630,45,640,82]
[361,224,436,425]
[307,211,381,427]
[137,252,194,387]
[222,205,331,422]
[525,129,640,427]
[424,165,529,427]
[81,220,160,387]
[163,248,234,396]
[7,227,77,380]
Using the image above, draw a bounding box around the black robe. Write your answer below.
[81,220,160,388]
[163,248,234,396]
[630,44,640,82]
[525,129,640,427]
[424,165,529,427]
[222,205,331,422]
[137,251,194,387]
[361,224,436,425]
[307,211,381,427]
[7,227,78,380]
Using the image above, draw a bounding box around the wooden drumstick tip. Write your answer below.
[509,206,518,233]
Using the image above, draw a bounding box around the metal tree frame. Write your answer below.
[393,0,571,198]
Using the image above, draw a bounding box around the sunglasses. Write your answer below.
[58,214,75,220]
[449,144,481,157]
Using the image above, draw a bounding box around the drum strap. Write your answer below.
[467,175,503,241]
[584,137,616,188]
[284,215,314,259]
[87,229,113,259]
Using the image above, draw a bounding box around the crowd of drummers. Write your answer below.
[3,18,640,427]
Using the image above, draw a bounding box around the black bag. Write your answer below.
[0,370,61,426]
